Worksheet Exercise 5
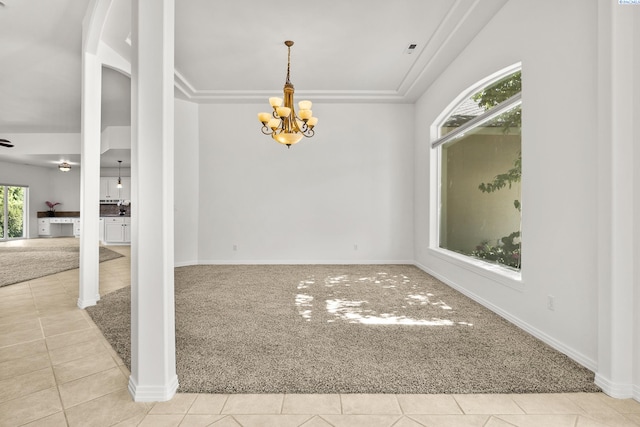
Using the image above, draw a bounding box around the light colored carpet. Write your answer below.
[87,264,600,394]
[0,246,123,287]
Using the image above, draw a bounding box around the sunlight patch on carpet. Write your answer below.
[296,270,473,326]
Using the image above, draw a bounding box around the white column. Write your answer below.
[596,0,637,399]
[633,7,640,403]
[128,0,178,402]
[78,50,102,309]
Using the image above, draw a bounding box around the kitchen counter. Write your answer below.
[37,211,80,218]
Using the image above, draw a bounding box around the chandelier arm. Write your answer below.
[261,126,275,136]
[296,119,308,132]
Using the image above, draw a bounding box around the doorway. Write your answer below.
[0,184,28,240]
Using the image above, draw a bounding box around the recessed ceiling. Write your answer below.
[0,0,90,133]
[0,0,509,168]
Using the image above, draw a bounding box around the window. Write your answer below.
[0,185,28,240]
[433,67,522,270]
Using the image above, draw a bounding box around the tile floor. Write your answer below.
[1,238,640,427]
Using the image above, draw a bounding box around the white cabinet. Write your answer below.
[100,177,131,201]
[103,217,131,244]
[100,177,118,200]
[119,177,131,201]
[73,218,81,237]
[38,217,79,237]
[38,218,51,236]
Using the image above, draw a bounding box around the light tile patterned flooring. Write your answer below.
[1,238,640,427]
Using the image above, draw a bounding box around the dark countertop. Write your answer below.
[100,214,131,217]
[37,211,81,218]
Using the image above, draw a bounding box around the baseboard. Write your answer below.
[77,294,100,309]
[175,259,199,267]
[594,374,634,399]
[413,261,598,373]
[128,375,179,402]
[197,259,415,265]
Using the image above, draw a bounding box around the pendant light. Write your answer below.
[117,160,123,189]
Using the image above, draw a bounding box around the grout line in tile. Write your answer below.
[510,395,527,415]
[405,415,427,427]
[318,415,337,427]
[452,395,467,415]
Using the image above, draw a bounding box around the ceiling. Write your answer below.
[0,0,508,168]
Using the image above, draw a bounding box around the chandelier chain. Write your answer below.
[286,44,291,85]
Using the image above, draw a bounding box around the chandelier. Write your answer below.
[58,162,71,172]
[258,41,318,148]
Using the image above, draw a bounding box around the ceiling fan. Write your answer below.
[0,138,14,148]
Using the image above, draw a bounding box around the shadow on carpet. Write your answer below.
[0,246,124,287]
[87,264,600,394]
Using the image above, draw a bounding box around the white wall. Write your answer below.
[1,133,79,155]
[100,167,131,177]
[101,126,131,152]
[174,99,200,266]
[197,103,414,263]
[414,0,599,370]
[0,160,80,238]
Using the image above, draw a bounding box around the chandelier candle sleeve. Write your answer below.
[298,100,312,110]
[269,97,283,107]
[276,107,291,118]
[258,40,318,148]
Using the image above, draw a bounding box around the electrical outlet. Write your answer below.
[547,295,555,311]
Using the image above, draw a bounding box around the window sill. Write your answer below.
[428,247,524,291]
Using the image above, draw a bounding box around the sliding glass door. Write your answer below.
[0,185,28,240]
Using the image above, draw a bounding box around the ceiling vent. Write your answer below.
[405,44,417,54]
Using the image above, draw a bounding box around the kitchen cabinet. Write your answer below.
[119,177,131,200]
[100,177,118,200]
[103,217,131,244]
[100,177,131,201]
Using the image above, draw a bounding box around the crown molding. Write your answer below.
[172,0,508,105]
